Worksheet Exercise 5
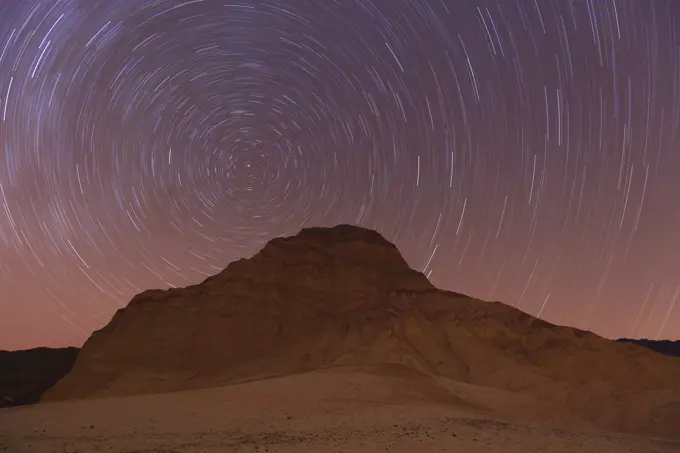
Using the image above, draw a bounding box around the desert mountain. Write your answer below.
[0,347,79,407]
[43,225,680,439]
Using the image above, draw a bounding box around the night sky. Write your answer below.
[1,0,679,350]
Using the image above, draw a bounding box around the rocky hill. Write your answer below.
[0,347,79,407]
[43,225,680,439]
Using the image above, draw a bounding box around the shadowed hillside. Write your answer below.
[616,339,680,358]
[0,347,79,407]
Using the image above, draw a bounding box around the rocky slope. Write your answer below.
[43,225,680,439]
[0,347,79,407]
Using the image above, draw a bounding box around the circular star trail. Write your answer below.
[1,0,679,350]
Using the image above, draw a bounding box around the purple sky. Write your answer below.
[0,0,679,350]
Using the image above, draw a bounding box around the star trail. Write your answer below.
[1,0,679,350]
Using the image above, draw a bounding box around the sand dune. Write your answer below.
[2,365,679,453]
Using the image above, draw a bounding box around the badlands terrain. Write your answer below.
[1,225,679,452]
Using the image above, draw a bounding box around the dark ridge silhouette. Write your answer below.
[616,339,680,358]
[0,347,79,407]
[31,225,680,439]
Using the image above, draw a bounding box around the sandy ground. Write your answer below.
[1,366,678,453]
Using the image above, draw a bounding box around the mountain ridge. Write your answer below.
[0,347,79,407]
[616,338,680,358]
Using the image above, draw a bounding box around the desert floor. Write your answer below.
[1,365,678,453]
